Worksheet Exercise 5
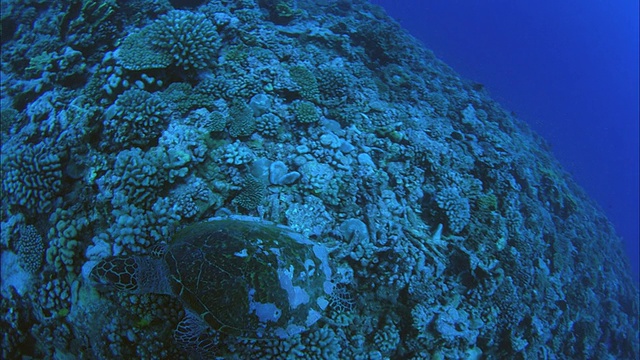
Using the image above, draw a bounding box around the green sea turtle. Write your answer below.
[89,216,334,357]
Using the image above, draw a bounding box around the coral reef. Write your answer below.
[289,65,320,102]
[102,88,171,150]
[435,185,471,233]
[45,208,89,275]
[116,9,220,71]
[15,225,45,274]
[294,100,320,124]
[2,141,63,214]
[0,0,637,359]
[233,175,266,210]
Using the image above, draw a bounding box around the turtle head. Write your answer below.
[89,255,172,295]
[89,257,141,293]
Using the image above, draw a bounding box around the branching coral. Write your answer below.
[103,88,170,150]
[116,10,220,71]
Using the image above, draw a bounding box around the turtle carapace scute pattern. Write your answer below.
[89,216,334,353]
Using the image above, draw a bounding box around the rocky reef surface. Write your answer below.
[1,0,638,359]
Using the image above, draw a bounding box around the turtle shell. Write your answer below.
[164,216,333,339]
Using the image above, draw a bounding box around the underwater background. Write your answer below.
[1,0,639,359]
[371,0,640,281]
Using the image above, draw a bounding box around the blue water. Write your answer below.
[371,0,640,281]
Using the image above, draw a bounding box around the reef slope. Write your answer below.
[1,0,637,359]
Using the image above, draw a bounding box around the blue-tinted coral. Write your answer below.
[218,140,256,166]
[235,324,341,359]
[116,10,220,71]
[317,61,353,106]
[256,113,282,138]
[45,208,89,274]
[289,65,320,101]
[233,175,266,210]
[15,225,44,274]
[284,195,333,238]
[106,197,179,255]
[299,325,341,359]
[24,47,87,87]
[116,25,173,71]
[294,100,320,124]
[171,178,214,219]
[228,101,257,138]
[89,51,165,101]
[103,88,170,150]
[299,161,335,193]
[2,141,62,214]
[97,147,166,207]
[151,10,219,70]
[160,82,218,116]
[373,321,400,357]
[35,278,71,320]
[189,108,227,133]
[59,0,118,51]
[157,121,208,182]
[435,186,471,233]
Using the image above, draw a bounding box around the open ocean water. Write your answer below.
[371,0,640,282]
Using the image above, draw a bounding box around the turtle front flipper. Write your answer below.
[90,256,172,295]
[174,310,221,359]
